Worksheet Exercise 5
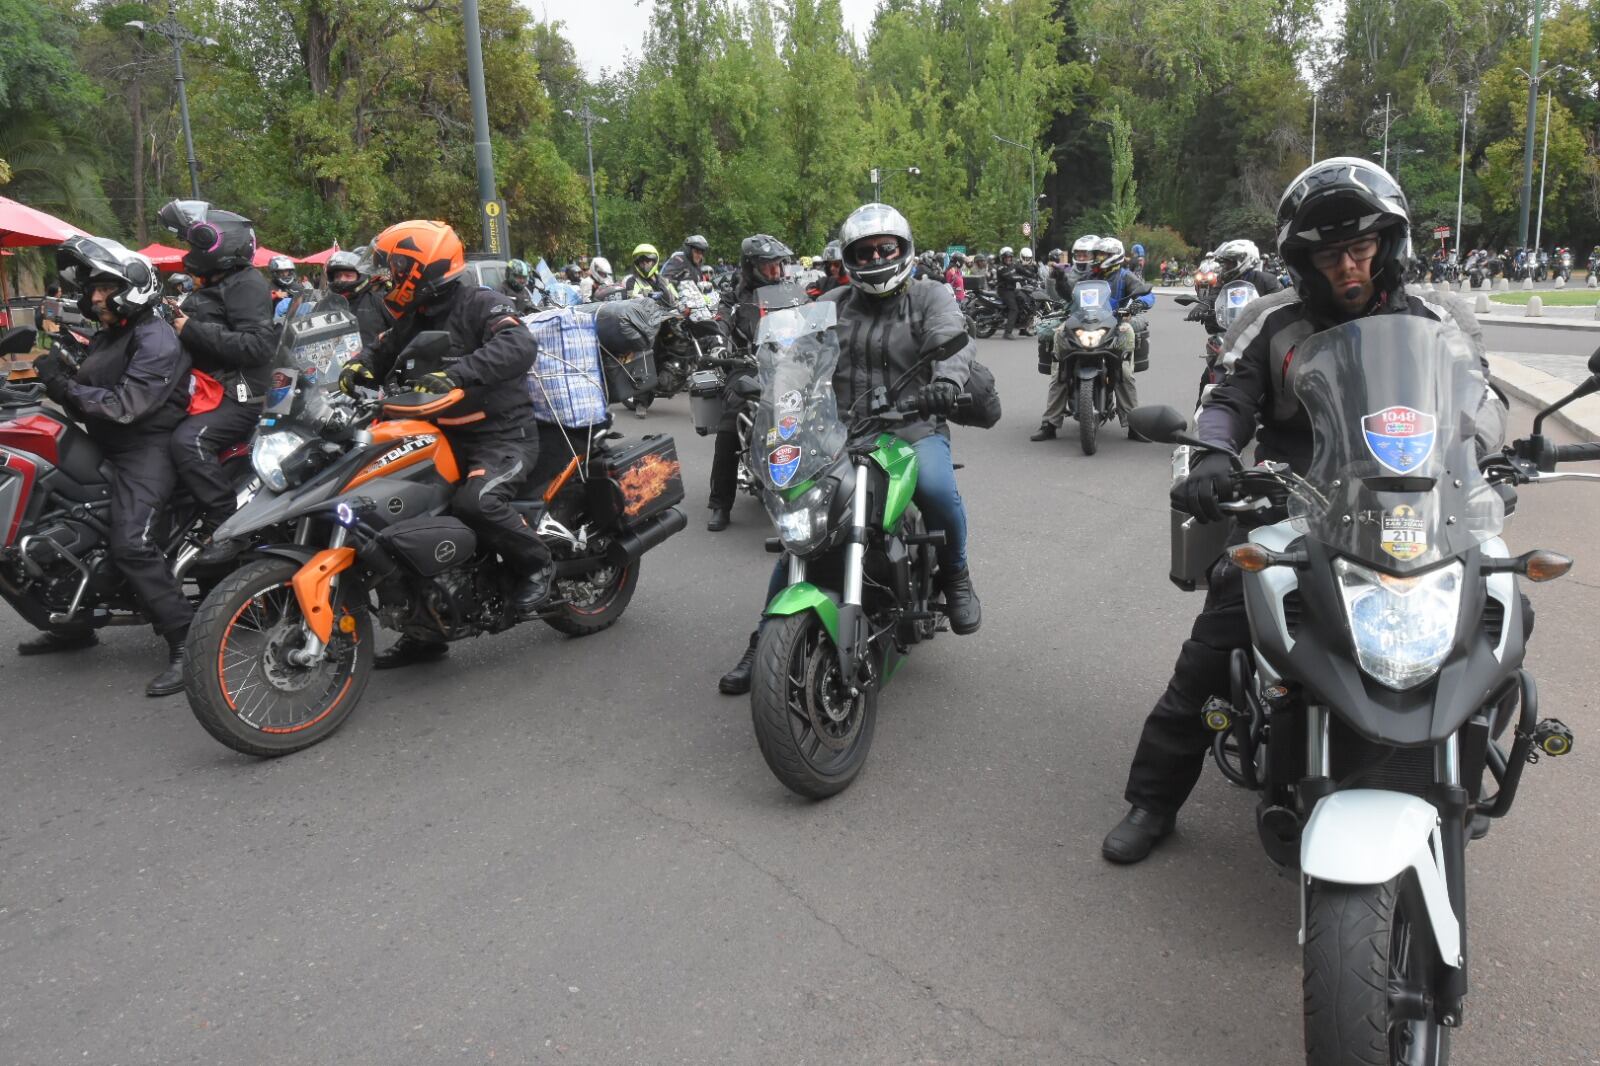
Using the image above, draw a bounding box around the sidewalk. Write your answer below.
[1488,350,1600,439]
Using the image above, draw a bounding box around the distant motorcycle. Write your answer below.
[961,290,1007,338]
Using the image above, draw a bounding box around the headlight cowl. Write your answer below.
[1335,559,1463,690]
[251,429,312,493]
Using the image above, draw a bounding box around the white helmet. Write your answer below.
[839,202,916,296]
[1211,239,1261,283]
[1094,236,1125,275]
[589,256,613,283]
[998,245,1015,259]
[1070,234,1099,276]
[1019,247,1034,260]
[55,235,161,320]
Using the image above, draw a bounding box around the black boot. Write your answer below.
[1101,806,1176,864]
[194,536,246,567]
[719,629,760,695]
[18,630,99,656]
[375,636,450,670]
[145,628,188,698]
[513,565,555,620]
[707,507,730,532]
[941,568,981,635]
[1029,422,1057,442]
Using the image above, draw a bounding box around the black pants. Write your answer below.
[1124,546,1539,817]
[170,397,260,520]
[107,438,194,637]
[709,429,741,509]
[1000,290,1021,335]
[449,433,551,577]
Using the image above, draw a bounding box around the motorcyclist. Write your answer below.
[326,248,392,347]
[336,220,551,668]
[165,272,195,305]
[1029,234,1097,441]
[944,253,966,299]
[708,234,793,532]
[1103,156,1513,863]
[1183,239,1281,336]
[996,246,1024,339]
[267,255,306,303]
[662,234,710,288]
[27,237,194,696]
[1046,246,1076,303]
[499,258,539,315]
[1083,236,1152,433]
[718,202,982,695]
[585,256,620,301]
[809,240,849,298]
[156,199,278,564]
[621,243,674,301]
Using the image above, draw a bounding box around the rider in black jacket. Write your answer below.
[325,249,393,347]
[1102,158,1513,864]
[157,200,278,563]
[29,237,196,696]
[995,247,1024,339]
[337,220,549,669]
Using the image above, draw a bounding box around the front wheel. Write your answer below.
[1076,376,1100,456]
[975,316,998,339]
[184,556,372,757]
[750,611,879,800]
[1303,873,1450,1066]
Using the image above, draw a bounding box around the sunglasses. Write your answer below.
[850,239,902,265]
[1309,235,1380,270]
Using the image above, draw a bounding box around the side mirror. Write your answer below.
[0,326,36,357]
[1127,404,1190,445]
[1588,344,1600,380]
[1172,295,1197,307]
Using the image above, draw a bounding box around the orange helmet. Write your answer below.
[372,220,466,316]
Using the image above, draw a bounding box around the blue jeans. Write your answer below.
[763,432,970,608]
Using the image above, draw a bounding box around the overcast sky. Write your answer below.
[523,1,886,77]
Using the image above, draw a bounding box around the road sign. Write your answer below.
[481,199,509,257]
[1432,225,1451,239]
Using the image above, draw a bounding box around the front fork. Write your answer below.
[835,458,872,694]
[288,524,347,666]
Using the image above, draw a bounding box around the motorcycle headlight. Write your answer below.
[770,479,838,556]
[1075,328,1107,347]
[1335,559,1462,690]
[251,429,311,493]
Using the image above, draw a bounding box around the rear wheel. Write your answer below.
[1076,377,1100,456]
[751,611,878,800]
[1303,873,1450,1066]
[184,556,372,757]
[975,315,998,339]
[544,556,639,636]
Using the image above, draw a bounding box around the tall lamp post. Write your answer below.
[1381,92,1392,171]
[460,0,505,256]
[990,133,1038,250]
[869,165,920,203]
[125,15,217,199]
[1532,88,1554,253]
[563,105,608,257]
[1513,62,1569,251]
[1455,92,1473,262]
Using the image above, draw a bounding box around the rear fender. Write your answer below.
[1300,789,1461,968]
[763,581,840,645]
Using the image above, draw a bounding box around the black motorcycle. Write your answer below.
[1135,325,1598,1064]
[1046,280,1145,455]
[1172,280,1259,407]
[961,290,1007,338]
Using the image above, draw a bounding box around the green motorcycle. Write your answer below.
[748,301,953,799]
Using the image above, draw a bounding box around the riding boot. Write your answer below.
[719,629,760,695]
[1101,806,1176,864]
[1030,422,1057,442]
[193,511,245,567]
[18,630,99,656]
[375,636,450,669]
[941,568,982,635]
[145,627,188,698]
[707,507,730,532]
[513,565,555,620]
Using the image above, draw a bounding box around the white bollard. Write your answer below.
[1475,293,1490,314]
[1458,279,1470,293]
[1521,277,1534,290]
[1526,295,1543,317]
[1588,273,1598,288]
[1498,277,1511,291]
[1554,275,1566,289]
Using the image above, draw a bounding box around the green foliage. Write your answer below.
[1101,105,1138,239]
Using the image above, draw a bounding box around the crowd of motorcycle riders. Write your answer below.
[20,152,1540,861]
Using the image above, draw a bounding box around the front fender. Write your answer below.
[1301,789,1461,968]
[763,581,840,645]
[1074,358,1108,380]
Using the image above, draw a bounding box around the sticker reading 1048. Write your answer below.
[1362,405,1436,475]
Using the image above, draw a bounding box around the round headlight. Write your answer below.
[252,429,311,493]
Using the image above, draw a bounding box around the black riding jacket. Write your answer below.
[60,310,191,451]
[179,265,278,399]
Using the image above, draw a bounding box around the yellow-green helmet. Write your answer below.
[631,243,660,277]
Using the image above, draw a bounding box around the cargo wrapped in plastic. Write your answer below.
[523,307,610,428]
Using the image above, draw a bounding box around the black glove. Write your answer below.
[412,370,458,394]
[1171,450,1235,524]
[917,379,961,417]
[338,360,375,396]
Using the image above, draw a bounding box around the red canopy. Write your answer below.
[0,195,88,248]
[136,242,188,270]
[298,244,341,266]
[252,246,293,269]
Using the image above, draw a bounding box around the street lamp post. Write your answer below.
[1455,92,1472,262]
[1310,89,1317,161]
[563,105,608,257]
[125,15,217,199]
[990,133,1038,250]
[1513,60,1570,252]
[460,0,505,256]
[1533,88,1553,253]
[869,165,920,203]
[1392,146,1423,185]
[1382,92,1391,171]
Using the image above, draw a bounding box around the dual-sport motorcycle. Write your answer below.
[652,285,732,401]
[0,327,255,643]
[181,306,686,757]
[1173,279,1259,408]
[746,301,966,799]
[1046,280,1149,455]
[961,289,1007,339]
[1136,320,1596,1064]
[1556,248,1572,283]
[1463,250,1488,289]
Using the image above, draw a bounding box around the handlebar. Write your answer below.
[1552,442,1600,464]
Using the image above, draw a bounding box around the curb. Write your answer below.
[1487,353,1600,440]
[1476,312,1600,332]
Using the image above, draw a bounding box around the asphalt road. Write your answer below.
[3,302,1598,1065]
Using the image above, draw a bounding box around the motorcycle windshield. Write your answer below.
[1285,316,1503,572]
[1213,281,1259,332]
[751,300,847,496]
[1066,281,1116,328]
[264,295,362,424]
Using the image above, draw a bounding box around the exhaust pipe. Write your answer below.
[610,507,686,562]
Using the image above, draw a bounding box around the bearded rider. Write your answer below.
[336,220,553,669]
[1102,157,1515,863]
[719,202,983,695]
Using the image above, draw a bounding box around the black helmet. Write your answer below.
[1276,156,1411,312]
[740,233,792,289]
[683,234,710,262]
[157,199,257,276]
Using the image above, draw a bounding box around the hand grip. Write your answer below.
[1553,442,1600,464]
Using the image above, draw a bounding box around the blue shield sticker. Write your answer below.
[1362,405,1436,475]
[768,444,802,487]
[778,415,799,440]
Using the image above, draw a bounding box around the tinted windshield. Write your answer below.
[265,296,362,423]
[1285,316,1502,572]
[1214,281,1259,331]
[751,301,847,495]
[1066,280,1116,328]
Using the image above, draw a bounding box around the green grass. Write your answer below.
[1487,290,1600,307]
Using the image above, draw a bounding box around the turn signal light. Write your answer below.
[1522,550,1572,583]
[1227,544,1274,572]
